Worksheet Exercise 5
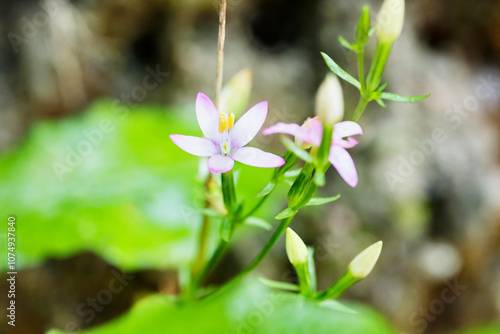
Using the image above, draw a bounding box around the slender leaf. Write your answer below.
[244,217,272,231]
[380,92,430,103]
[254,181,276,198]
[258,277,300,292]
[321,52,361,89]
[319,300,358,314]
[306,194,341,206]
[338,35,355,51]
[275,207,297,220]
[375,98,387,108]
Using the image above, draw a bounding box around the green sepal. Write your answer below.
[321,52,361,89]
[258,277,299,292]
[306,194,341,206]
[380,92,431,103]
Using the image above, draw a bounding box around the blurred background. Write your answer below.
[1,0,500,333]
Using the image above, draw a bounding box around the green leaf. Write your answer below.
[254,181,276,198]
[355,6,371,46]
[319,300,358,314]
[275,207,297,220]
[375,98,387,108]
[281,136,313,163]
[47,281,398,334]
[306,194,341,206]
[258,277,300,291]
[244,217,272,231]
[321,52,361,89]
[338,35,355,51]
[379,92,430,103]
[197,208,225,218]
[376,82,388,93]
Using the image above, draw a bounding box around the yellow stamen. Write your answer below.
[219,113,228,133]
[228,113,235,130]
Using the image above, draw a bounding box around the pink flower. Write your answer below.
[263,119,363,187]
[170,93,285,174]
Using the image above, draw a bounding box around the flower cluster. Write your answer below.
[171,75,363,187]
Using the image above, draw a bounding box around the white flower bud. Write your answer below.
[376,0,405,43]
[286,228,308,266]
[315,74,344,126]
[349,241,383,278]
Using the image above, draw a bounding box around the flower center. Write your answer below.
[219,112,235,155]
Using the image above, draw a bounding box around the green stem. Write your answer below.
[317,271,357,300]
[350,95,369,122]
[207,213,297,298]
[221,170,237,214]
[192,238,229,292]
[235,214,296,279]
[242,194,269,220]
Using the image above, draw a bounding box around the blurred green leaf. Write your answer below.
[306,194,341,206]
[47,280,396,334]
[449,323,500,334]
[258,277,299,292]
[0,100,281,271]
[244,217,273,231]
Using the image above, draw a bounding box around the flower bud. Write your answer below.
[315,74,344,126]
[286,228,308,266]
[219,68,253,117]
[349,241,383,278]
[376,0,405,43]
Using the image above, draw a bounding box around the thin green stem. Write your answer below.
[350,95,369,122]
[317,271,357,300]
[189,0,227,299]
[192,238,229,292]
[233,214,296,281]
[221,170,237,214]
[241,194,270,220]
